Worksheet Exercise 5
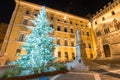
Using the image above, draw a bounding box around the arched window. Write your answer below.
[111,11,115,15]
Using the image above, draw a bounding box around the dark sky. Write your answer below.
[0,0,113,23]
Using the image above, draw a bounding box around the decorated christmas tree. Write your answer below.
[11,6,56,70]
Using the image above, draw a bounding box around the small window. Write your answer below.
[57,26,61,31]
[70,21,72,24]
[112,11,115,15]
[26,10,30,14]
[65,52,68,60]
[95,21,97,25]
[64,20,67,23]
[64,27,67,32]
[64,39,68,46]
[57,38,60,45]
[51,17,53,20]
[70,29,73,33]
[75,23,78,25]
[16,49,21,56]
[102,17,105,21]
[58,51,61,57]
[57,19,60,21]
[22,19,28,25]
[18,33,26,42]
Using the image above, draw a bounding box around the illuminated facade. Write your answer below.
[92,0,120,59]
[0,0,96,65]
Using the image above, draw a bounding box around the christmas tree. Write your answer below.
[11,7,56,70]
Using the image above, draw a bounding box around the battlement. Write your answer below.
[92,0,120,19]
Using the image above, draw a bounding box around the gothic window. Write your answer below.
[114,20,120,30]
[96,31,101,36]
[104,28,110,34]
[58,51,61,57]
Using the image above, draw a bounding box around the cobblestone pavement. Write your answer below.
[50,72,95,80]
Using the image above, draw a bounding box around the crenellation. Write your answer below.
[92,0,120,19]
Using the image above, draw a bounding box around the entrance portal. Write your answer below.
[103,45,111,57]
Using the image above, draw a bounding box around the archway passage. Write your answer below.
[103,45,111,57]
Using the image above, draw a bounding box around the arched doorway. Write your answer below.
[103,45,111,57]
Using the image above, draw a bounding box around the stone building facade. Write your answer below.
[92,0,120,59]
[0,0,96,65]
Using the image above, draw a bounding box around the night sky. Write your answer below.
[0,0,113,23]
